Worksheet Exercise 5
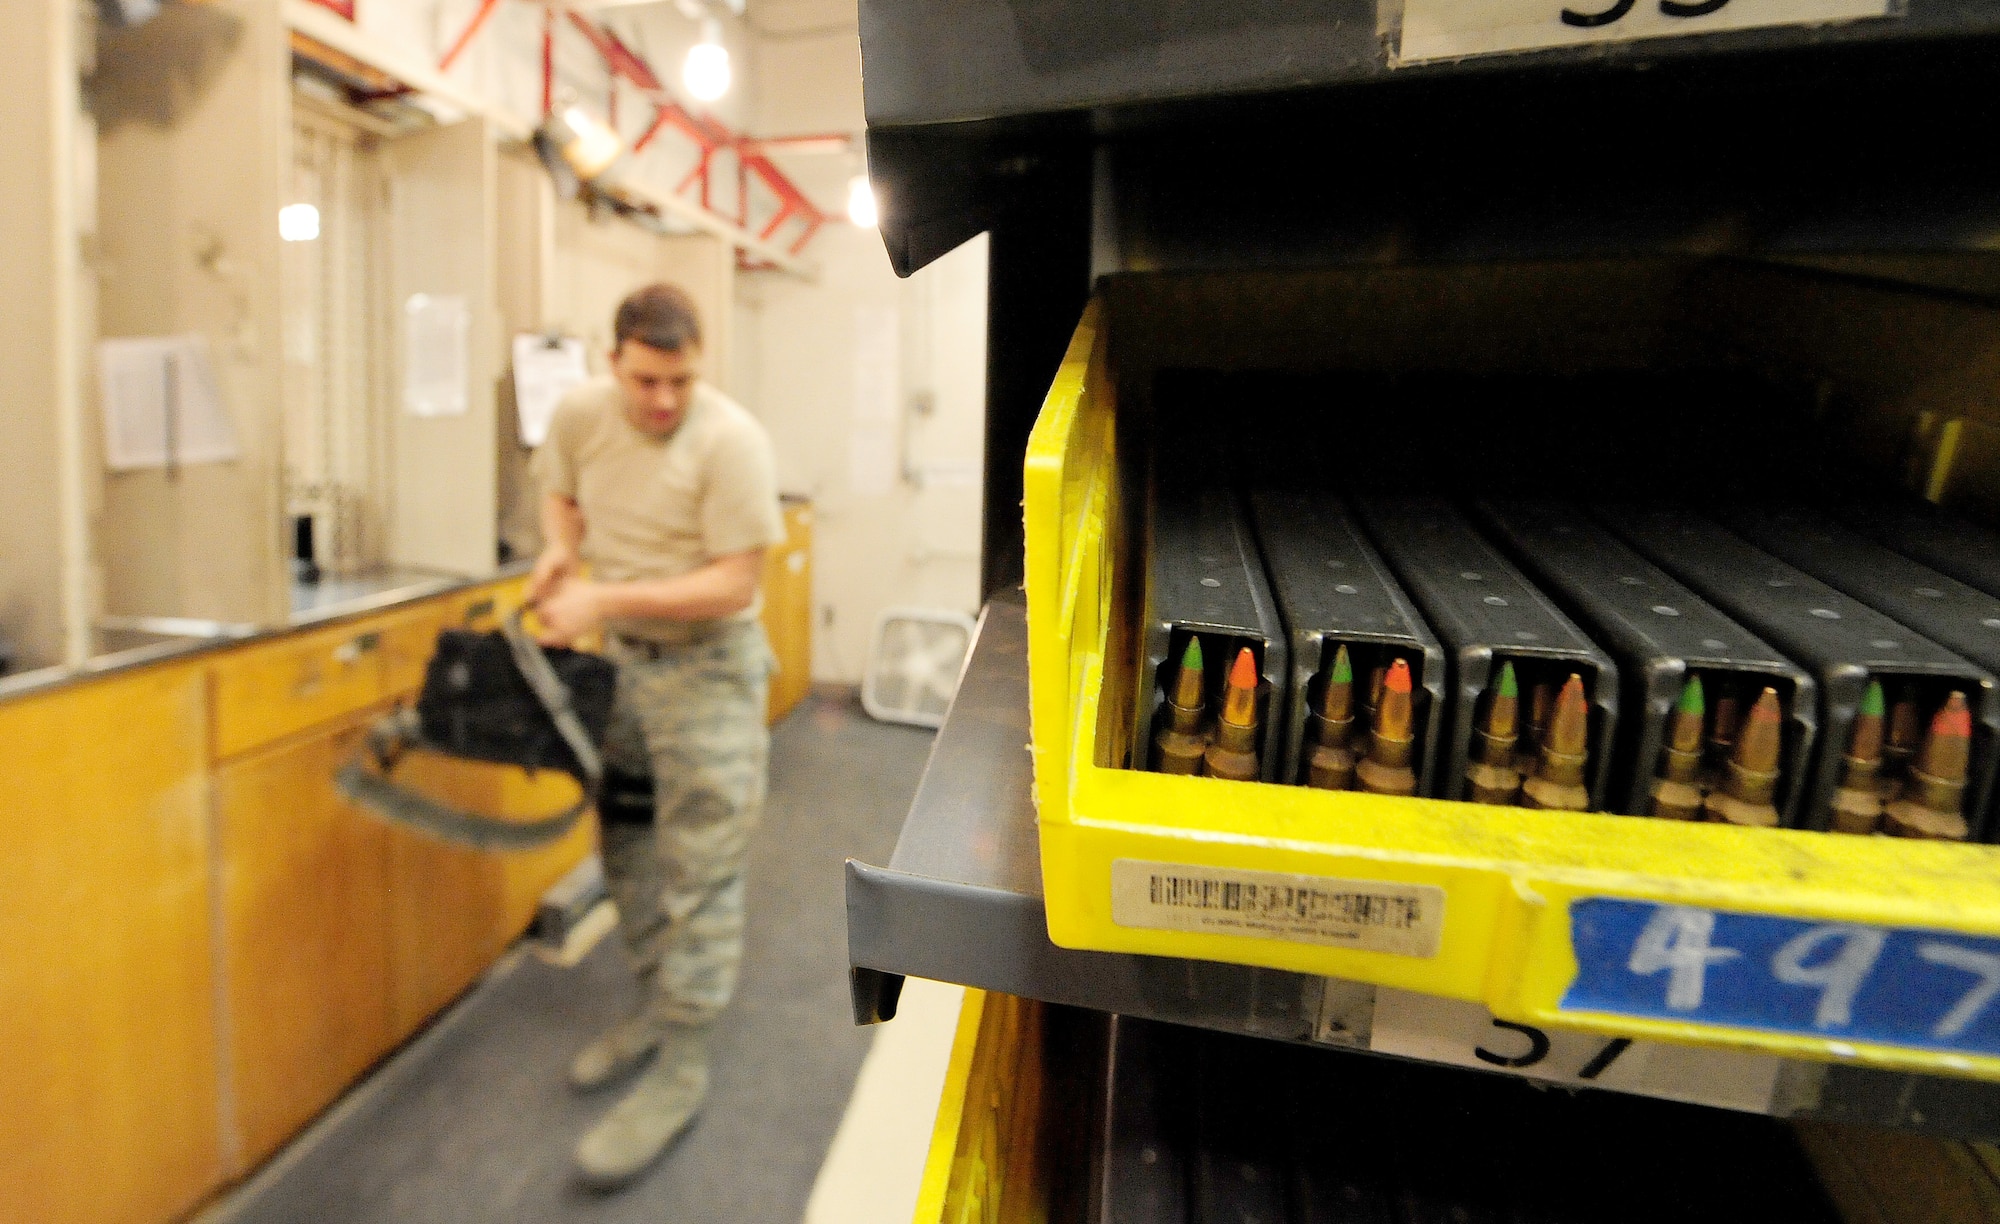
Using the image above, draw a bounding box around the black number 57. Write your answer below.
[1562,0,1727,27]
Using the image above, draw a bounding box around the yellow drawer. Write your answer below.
[377,604,451,699]
[211,622,391,759]
[913,991,1049,1224]
[1025,282,2000,1079]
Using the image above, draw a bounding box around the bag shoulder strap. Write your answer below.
[335,609,603,851]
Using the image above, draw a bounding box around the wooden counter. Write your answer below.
[1,538,815,1222]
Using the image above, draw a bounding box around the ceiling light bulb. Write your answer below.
[279,203,320,242]
[559,105,623,181]
[684,22,731,103]
[846,176,878,229]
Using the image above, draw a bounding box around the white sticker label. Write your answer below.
[1395,0,1892,64]
[1109,860,1445,957]
[1368,988,1783,1113]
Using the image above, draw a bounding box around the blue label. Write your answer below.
[1563,898,2000,1056]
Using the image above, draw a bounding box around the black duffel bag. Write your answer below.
[336,608,617,850]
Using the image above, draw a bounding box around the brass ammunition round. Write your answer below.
[1474,727,1517,767]
[1511,747,1541,778]
[1357,755,1416,797]
[1883,804,1969,840]
[1519,775,1590,811]
[1356,725,1416,796]
[1202,716,1260,781]
[1658,745,1702,786]
[1703,758,1780,827]
[1520,747,1589,811]
[1152,699,1209,774]
[1465,761,1522,806]
[1703,793,1782,828]
[1304,710,1358,789]
[1721,759,1779,806]
[1153,727,1208,775]
[1840,754,1880,792]
[1307,745,1357,790]
[1883,766,1969,840]
[1829,787,1884,835]
[1649,778,1703,821]
[1202,743,1259,781]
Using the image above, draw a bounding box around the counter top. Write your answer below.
[0,562,532,705]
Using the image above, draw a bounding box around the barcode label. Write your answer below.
[1110,860,1445,957]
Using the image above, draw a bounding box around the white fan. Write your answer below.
[861,609,977,728]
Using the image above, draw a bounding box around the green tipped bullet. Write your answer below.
[1306,643,1358,791]
[1152,635,1210,775]
[1650,674,1705,820]
[1466,660,1523,805]
[1831,679,1887,834]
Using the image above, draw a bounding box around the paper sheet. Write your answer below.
[511,333,590,447]
[97,334,239,471]
[403,293,470,417]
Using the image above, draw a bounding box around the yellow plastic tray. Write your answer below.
[1023,289,2000,1079]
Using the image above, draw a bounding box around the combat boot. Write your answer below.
[574,1022,712,1190]
[568,1014,663,1091]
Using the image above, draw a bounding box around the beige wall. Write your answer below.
[0,1,81,670]
[96,0,290,626]
[735,207,987,684]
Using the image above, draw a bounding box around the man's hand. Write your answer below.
[536,577,604,646]
[527,546,580,605]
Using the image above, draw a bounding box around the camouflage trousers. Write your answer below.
[599,620,773,1029]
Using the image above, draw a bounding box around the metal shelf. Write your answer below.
[859,0,2000,129]
[848,599,2000,1141]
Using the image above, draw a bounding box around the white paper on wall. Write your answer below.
[403,293,470,417]
[97,334,239,471]
[511,333,590,447]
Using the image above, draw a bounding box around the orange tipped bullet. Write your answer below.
[1704,687,1783,828]
[1467,661,1523,805]
[1521,673,1591,812]
[1650,675,1705,821]
[1357,657,1418,797]
[1202,646,1263,782]
[1152,636,1210,775]
[1306,644,1358,791]
[1886,691,1974,841]
[1830,679,1887,834]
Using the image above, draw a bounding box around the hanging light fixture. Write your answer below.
[683,18,732,103]
[846,176,878,229]
[532,97,626,199]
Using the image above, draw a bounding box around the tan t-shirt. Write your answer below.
[532,376,784,644]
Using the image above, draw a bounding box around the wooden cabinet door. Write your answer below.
[0,663,223,1224]
[214,714,394,1170]
[383,753,510,1041]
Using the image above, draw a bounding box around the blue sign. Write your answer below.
[1563,898,2000,1056]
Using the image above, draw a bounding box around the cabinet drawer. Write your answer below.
[211,623,389,759]
[376,605,449,699]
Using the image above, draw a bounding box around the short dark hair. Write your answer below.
[614,283,702,353]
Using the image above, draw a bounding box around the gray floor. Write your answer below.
[217,693,936,1224]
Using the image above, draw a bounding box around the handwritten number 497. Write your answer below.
[1628,906,2000,1040]
[1562,0,1727,27]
